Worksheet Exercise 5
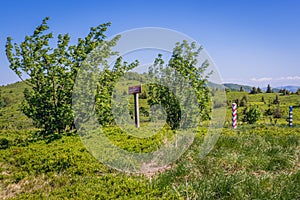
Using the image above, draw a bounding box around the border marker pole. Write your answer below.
[232,103,237,129]
[289,106,293,127]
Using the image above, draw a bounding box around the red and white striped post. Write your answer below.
[232,103,237,129]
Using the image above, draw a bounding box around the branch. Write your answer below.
[16,73,34,87]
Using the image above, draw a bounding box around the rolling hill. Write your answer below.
[223,83,253,92]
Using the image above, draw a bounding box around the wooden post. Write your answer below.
[134,93,140,128]
[128,85,142,128]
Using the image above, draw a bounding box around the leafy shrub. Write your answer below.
[147,41,211,130]
[225,88,231,93]
[0,97,11,108]
[265,108,273,116]
[249,87,258,94]
[0,138,9,149]
[243,106,261,124]
[0,99,4,108]
[240,95,247,107]
[273,95,280,104]
[140,106,149,117]
[273,107,283,118]
[139,92,147,99]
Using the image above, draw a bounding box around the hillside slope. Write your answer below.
[0,81,33,130]
[0,80,299,199]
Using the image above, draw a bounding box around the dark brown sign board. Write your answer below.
[128,85,142,94]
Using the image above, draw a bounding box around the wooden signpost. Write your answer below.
[128,85,142,128]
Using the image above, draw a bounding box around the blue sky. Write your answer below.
[1,0,300,87]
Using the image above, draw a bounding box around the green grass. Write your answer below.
[225,91,300,126]
[1,127,299,199]
[0,82,33,130]
[0,81,299,199]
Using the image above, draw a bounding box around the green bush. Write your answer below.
[0,137,9,149]
[243,106,261,124]
[273,107,283,118]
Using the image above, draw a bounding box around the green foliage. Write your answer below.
[139,92,147,99]
[273,94,280,104]
[243,106,261,124]
[0,82,33,130]
[223,83,253,92]
[225,88,231,93]
[95,58,138,126]
[139,106,149,117]
[0,137,9,149]
[257,86,262,93]
[273,106,283,118]
[239,95,248,107]
[147,41,210,129]
[266,84,273,93]
[250,87,257,94]
[0,98,5,108]
[0,79,300,199]
[2,27,300,199]
[1,127,299,199]
[265,104,273,116]
[0,90,11,108]
[5,17,118,135]
[279,89,290,95]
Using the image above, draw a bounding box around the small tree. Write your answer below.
[147,41,210,130]
[6,17,121,135]
[239,86,244,92]
[273,106,282,118]
[95,58,138,126]
[226,100,231,106]
[240,95,248,107]
[257,87,262,93]
[250,87,257,94]
[234,98,239,106]
[266,84,273,93]
[279,89,290,95]
[243,106,261,124]
[273,94,280,104]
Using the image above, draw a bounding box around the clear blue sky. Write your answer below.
[1,0,300,87]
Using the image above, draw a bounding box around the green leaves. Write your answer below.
[5,18,118,136]
[147,41,210,129]
[243,106,261,124]
[95,57,139,126]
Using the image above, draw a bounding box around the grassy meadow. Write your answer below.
[0,81,299,199]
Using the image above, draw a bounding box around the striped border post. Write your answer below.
[232,103,237,129]
[289,106,293,127]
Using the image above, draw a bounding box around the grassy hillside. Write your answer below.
[0,82,33,130]
[225,91,300,126]
[0,81,299,199]
[223,83,253,92]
